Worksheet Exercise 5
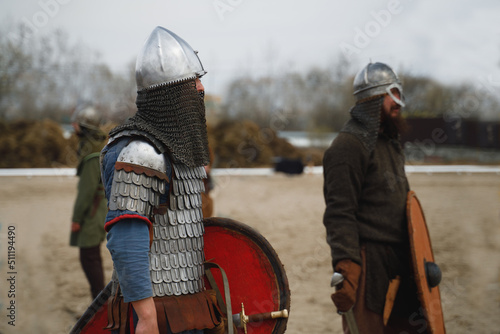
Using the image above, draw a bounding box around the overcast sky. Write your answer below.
[2,0,500,98]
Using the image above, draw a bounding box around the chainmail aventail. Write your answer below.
[340,96,384,153]
[109,80,210,167]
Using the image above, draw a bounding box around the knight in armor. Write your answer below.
[100,27,223,334]
[323,62,426,333]
[69,105,108,300]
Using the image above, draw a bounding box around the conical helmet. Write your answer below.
[71,105,101,130]
[135,26,206,91]
[353,62,405,107]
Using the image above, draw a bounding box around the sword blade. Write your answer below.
[331,272,361,334]
[343,309,360,334]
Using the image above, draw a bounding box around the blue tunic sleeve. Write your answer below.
[101,138,171,302]
[106,219,152,302]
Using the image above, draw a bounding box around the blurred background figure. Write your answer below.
[69,105,108,300]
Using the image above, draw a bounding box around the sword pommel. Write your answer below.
[233,303,289,333]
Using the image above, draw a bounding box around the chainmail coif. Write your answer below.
[341,96,384,153]
[109,79,210,167]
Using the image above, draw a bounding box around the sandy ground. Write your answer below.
[0,171,499,333]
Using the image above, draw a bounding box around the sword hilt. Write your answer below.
[234,303,289,334]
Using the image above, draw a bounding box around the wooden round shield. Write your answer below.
[204,217,291,334]
[406,191,446,334]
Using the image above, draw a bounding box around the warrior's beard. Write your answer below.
[380,110,408,138]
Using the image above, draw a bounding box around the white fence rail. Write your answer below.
[1,165,499,177]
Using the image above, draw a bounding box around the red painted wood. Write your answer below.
[204,225,281,333]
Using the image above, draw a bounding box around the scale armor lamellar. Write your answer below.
[108,140,168,215]
[108,139,207,297]
[150,164,206,297]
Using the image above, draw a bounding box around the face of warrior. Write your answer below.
[72,122,81,135]
[382,87,402,119]
[195,78,204,93]
[380,87,408,136]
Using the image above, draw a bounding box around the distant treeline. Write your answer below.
[2,23,500,134]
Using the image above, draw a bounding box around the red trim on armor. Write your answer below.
[104,214,152,232]
[115,161,169,182]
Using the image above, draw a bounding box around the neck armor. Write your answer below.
[341,96,384,153]
[109,80,210,167]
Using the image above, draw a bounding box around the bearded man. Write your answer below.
[323,62,426,333]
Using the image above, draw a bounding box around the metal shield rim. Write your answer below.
[70,282,112,334]
[204,217,291,334]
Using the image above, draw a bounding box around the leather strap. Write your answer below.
[204,262,234,334]
[105,282,122,330]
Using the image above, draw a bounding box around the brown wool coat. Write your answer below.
[323,131,413,314]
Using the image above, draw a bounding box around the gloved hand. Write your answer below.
[71,222,81,232]
[331,259,362,313]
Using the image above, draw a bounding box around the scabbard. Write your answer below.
[383,275,401,326]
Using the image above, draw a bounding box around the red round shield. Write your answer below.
[72,217,290,334]
[70,283,113,334]
[407,191,446,334]
[204,217,291,334]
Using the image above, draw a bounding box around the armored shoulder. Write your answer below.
[108,140,170,217]
[116,140,168,176]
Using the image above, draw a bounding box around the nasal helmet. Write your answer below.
[353,62,405,107]
[135,26,206,91]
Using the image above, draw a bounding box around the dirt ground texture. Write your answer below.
[0,172,499,334]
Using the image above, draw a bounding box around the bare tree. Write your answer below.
[221,55,354,132]
[0,23,137,124]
